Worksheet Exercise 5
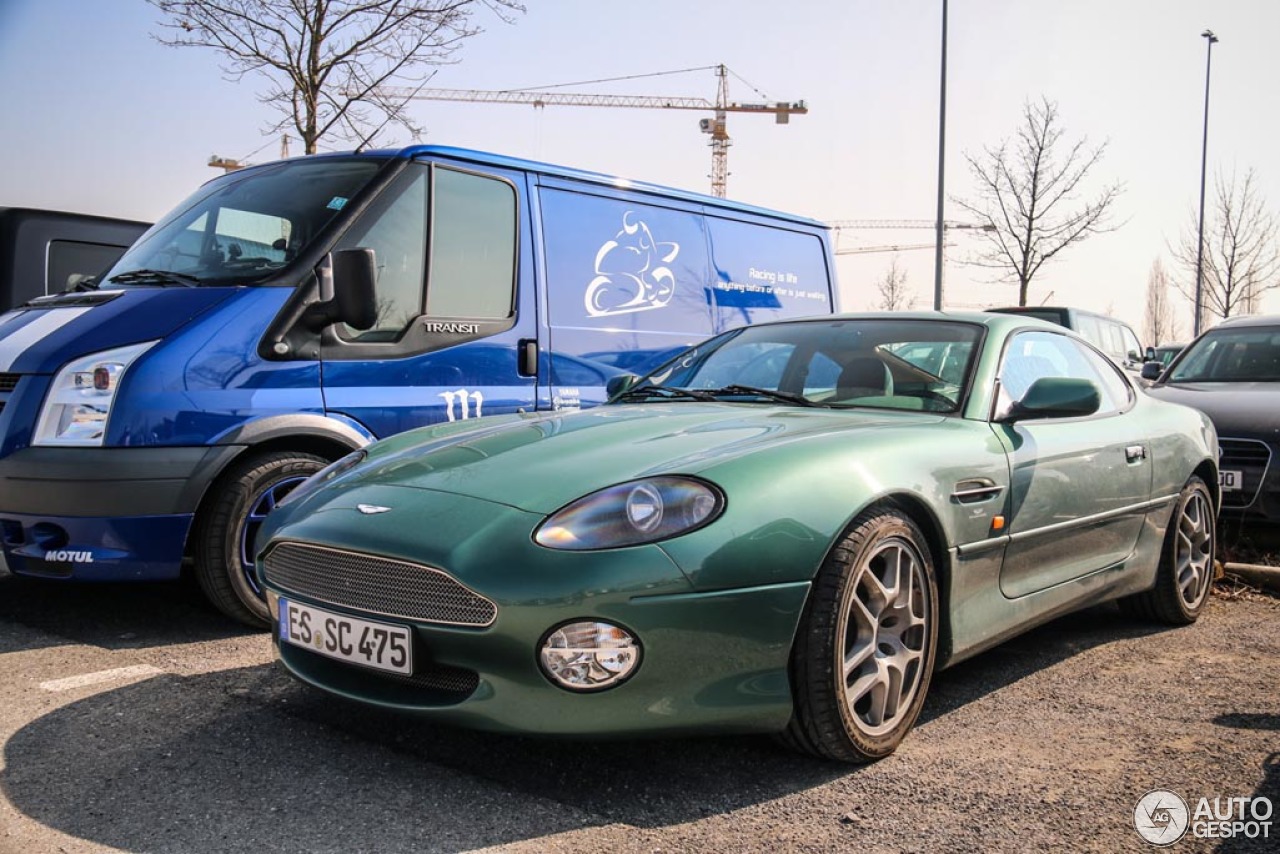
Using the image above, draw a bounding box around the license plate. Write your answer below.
[276,597,413,675]
[1220,470,1242,492]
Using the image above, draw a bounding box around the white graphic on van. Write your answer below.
[584,212,680,317]
[440,389,485,421]
[45,549,94,563]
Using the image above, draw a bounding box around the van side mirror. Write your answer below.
[304,248,378,331]
[1141,361,1164,381]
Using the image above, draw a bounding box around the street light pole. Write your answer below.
[1193,29,1218,336]
[933,0,949,310]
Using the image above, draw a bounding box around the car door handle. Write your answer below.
[1125,445,1147,463]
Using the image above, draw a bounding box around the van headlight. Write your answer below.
[534,476,724,550]
[33,341,157,446]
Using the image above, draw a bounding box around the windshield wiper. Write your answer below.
[615,385,718,402]
[106,269,201,287]
[703,384,820,407]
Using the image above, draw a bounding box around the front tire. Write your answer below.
[785,508,939,762]
[192,451,327,627]
[1119,475,1215,625]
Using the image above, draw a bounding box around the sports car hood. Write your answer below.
[1146,382,1280,438]
[331,403,943,515]
[0,287,237,374]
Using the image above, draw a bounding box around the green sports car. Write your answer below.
[256,312,1219,762]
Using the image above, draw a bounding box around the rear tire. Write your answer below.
[1119,476,1215,625]
[785,508,939,762]
[192,451,327,627]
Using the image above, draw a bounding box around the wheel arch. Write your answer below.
[179,414,373,562]
[822,492,954,667]
[1192,458,1220,513]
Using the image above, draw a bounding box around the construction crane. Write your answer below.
[374,65,806,198]
[208,135,292,173]
[828,219,993,255]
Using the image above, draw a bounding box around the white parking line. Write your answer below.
[39,664,164,692]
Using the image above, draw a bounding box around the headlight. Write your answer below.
[33,341,157,446]
[276,449,368,509]
[534,476,723,550]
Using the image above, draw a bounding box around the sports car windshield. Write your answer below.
[1165,325,1280,383]
[102,157,385,287]
[627,318,982,413]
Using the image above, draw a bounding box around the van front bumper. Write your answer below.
[0,445,241,581]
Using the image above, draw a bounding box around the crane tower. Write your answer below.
[375,65,806,198]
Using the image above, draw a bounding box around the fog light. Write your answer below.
[539,621,641,691]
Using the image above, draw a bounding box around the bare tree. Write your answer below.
[954,97,1123,306]
[149,0,525,154]
[875,256,915,311]
[1143,258,1182,345]
[1174,168,1280,323]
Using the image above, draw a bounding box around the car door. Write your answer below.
[320,160,538,437]
[992,329,1153,598]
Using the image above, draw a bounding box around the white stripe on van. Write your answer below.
[0,307,92,372]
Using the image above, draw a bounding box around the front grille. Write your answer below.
[1220,438,1272,465]
[0,373,20,392]
[263,541,497,627]
[1218,437,1272,508]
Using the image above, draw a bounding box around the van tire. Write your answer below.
[192,450,328,627]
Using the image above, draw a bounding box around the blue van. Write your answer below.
[0,146,838,624]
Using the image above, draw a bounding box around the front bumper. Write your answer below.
[260,486,811,737]
[0,444,241,580]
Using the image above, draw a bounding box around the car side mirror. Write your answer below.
[606,373,640,399]
[1002,377,1101,422]
[1144,346,1157,362]
[1141,361,1164,381]
[304,248,378,331]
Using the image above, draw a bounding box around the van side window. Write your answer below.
[337,167,429,340]
[426,168,516,319]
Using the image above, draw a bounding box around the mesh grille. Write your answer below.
[264,541,497,627]
[0,374,20,392]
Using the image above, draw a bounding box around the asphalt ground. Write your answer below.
[0,568,1276,854]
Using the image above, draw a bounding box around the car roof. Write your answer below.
[745,309,1063,332]
[1212,314,1280,329]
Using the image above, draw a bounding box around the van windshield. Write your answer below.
[103,157,385,287]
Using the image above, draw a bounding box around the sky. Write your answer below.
[1,0,1278,339]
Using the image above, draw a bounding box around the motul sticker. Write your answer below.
[45,549,94,563]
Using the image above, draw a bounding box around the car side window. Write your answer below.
[998,330,1132,417]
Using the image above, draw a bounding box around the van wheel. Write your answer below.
[784,509,938,762]
[1119,475,1215,625]
[193,451,327,627]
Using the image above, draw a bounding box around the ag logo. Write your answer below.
[1134,789,1190,846]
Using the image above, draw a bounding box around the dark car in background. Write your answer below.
[1145,315,1280,528]
[0,207,150,309]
